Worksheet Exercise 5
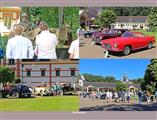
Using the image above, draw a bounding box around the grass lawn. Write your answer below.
[134,30,157,41]
[0,96,79,112]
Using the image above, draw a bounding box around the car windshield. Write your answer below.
[122,31,134,37]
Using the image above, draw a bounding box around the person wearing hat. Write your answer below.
[6,24,34,59]
[68,29,79,59]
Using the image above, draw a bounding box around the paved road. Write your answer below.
[80,98,157,111]
[80,38,157,58]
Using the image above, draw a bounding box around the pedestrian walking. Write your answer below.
[138,90,143,104]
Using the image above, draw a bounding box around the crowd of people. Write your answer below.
[6,22,79,59]
[80,90,157,104]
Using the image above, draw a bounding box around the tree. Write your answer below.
[116,82,128,92]
[142,59,157,94]
[98,9,117,28]
[148,8,157,32]
[0,66,15,90]
[82,73,117,82]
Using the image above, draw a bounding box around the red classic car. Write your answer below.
[92,29,128,45]
[101,31,156,55]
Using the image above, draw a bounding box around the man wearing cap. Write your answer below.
[6,24,34,59]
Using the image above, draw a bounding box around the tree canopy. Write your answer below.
[116,82,128,92]
[0,66,15,84]
[104,7,152,16]
[82,73,118,83]
[98,9,117,28]
[148,8,157,31]
[142,59,157,93]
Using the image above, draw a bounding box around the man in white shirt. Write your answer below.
[6,24,34,59]
[68,29,79,59]
[34,21,58,59]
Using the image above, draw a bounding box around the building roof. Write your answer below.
[80,7,102,19]
[21,60,79,65]
[117,16,148,23]
[84,82,141,89]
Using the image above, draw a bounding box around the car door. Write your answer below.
[134,33,148,49]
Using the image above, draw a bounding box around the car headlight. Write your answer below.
[114,43,118,48]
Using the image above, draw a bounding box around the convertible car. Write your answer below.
[92,29,128,44]
[101,31,155,55]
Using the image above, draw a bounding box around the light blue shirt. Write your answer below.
[6,35,34,59]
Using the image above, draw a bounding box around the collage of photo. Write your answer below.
[0,6,157,114]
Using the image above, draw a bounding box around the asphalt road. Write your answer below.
[80,98,157,111]
[80,37,157,58]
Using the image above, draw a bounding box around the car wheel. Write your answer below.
[40,90,44,96]
[15,92,20,98]
[86,35,89,38]
[92,41,96,46]
[123,46,131,55]
[148,42,152,49]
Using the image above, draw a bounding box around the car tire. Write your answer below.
[92,41,96,46]
[86,35,89,38]
[148,42,152,49]
[123,46,131,55]
[40,90,44,96]
[15,92,20,98]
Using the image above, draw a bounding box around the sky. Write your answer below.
[80,59,150,80]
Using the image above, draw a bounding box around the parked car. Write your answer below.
[101,31,156,55]
[83,30,97,38]
[34,86,54,96]
[92,29,128,45]
[0,48,4,58]
[9,85,32,98]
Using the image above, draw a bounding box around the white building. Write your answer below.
[113,16,149,30]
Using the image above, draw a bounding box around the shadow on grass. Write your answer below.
[79,102,157,111]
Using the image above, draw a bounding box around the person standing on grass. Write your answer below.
[6,24,34,59]
[106,91,110,103]
[114,92,119,103]
[127,91,131,103]
[146,91,151,104]
[34,21,58,59]
[138,90,143,104]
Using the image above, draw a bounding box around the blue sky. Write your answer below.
[80,59,150,80]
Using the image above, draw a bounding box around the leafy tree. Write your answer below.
[82,73,116,82]
[142,59,157,93]
[98,9,117,28]
[116,82,128,92]
[103,7,152,16]
[130,78,144,84]
[148,8,157,32]
[0,66,15,90]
